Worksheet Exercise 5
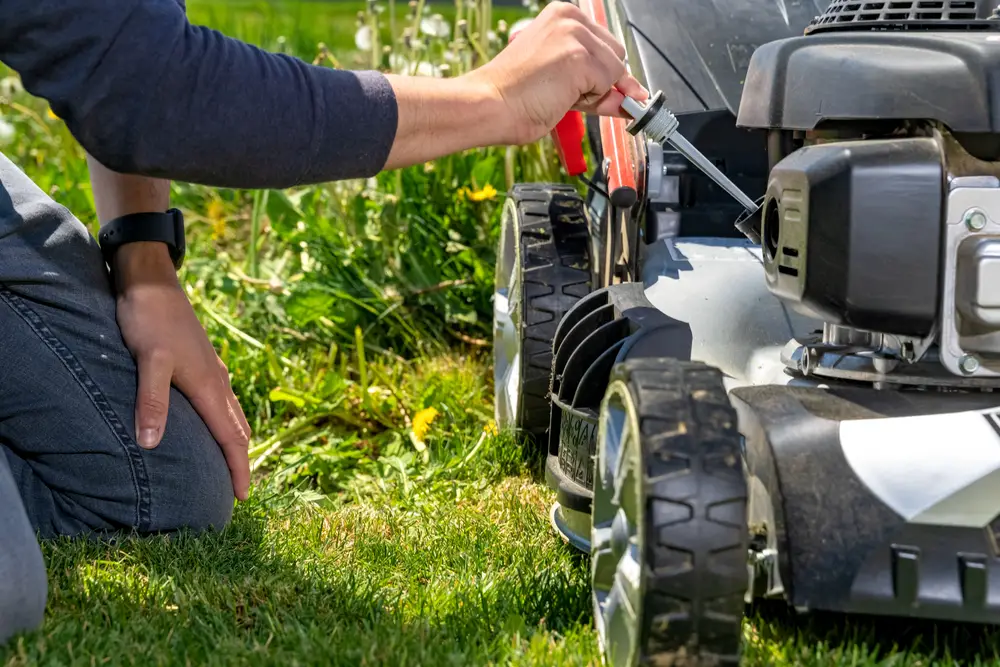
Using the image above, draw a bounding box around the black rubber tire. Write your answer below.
[601,358,749,666]
[497,183,591,448]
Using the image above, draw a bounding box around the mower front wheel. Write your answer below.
[591,359,749,666]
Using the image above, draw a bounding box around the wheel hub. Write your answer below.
[494,200,522,429]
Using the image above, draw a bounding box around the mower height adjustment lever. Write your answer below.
[618,89,760,216]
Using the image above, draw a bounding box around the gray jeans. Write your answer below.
[0,153,235,645]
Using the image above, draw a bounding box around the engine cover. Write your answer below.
[761,138,944,336]
[736,32,1000,136]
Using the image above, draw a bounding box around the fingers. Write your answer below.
[135,349,173,449]
[572,25,626,98]
[218,356,251,442]
[616,73,649,102]
[188,375,251,502]
[550,2,649,110]
[565,3,627,62]
[578,73,650,117]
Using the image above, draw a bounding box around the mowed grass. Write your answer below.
[1,1,1000,665]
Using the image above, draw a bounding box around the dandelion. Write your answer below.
[484,420,498,437]
[420,13,450,39]
[389,53,410,73]
[463,183,498,202]
[414,61,440,77]
[355,25,373,51]
[207,199,226,241]
[0,119,13,147]
[411,406,439,443]
[0,76,22,98]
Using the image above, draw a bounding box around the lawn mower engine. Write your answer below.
[727,0,1000,635]
[494,0,1000,665]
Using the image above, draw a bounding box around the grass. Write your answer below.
[1,0,999,665]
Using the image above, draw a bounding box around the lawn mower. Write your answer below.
[492,0,1000,664]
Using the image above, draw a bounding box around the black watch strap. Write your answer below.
[98,208,186,270]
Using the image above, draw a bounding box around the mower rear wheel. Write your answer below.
[493,183,591,448]
[591,359,749,667]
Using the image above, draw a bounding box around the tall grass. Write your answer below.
[0,0,570,498]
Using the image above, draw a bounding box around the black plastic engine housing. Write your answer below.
[736,32,1000,138]
[761,138,944,336]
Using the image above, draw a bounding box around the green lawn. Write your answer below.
[1,1,999,665]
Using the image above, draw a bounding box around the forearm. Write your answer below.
[382,74,509,170]
[1,0,397,189]
[87,153,170,224]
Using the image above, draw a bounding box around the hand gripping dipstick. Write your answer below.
[618,90,760,215]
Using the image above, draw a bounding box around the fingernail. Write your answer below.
[139,428,159,449]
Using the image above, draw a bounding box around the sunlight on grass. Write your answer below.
[1,1,1000,665]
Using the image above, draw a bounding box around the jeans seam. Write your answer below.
[0,287,151,531]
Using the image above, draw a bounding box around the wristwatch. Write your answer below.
[98,208,186,270]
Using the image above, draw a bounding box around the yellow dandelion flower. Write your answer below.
[484,420,498,437]
[411,406,439,443]
[207,199,226,241]
[464,183,497,202]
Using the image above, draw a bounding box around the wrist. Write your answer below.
[454,71,513,147]
[381,71,513,169]
[112,242,182,296]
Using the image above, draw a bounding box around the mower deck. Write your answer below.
[738,384,1000,621]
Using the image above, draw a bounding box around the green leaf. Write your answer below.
[268,386,322,408]
[470,155,498,189]
[268,387,306,408]
[286,289,336,326]
[266,188,304,237]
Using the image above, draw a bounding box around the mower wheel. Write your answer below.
[591,359,749,667]
[493,183,591,448]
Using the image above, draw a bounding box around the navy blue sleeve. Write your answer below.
[0,0,399,188]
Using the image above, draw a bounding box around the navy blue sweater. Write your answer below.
[0,0,399,188]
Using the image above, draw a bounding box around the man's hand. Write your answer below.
[86,152,250,501]
[112,242,252,501]
[382,1,647,170]
[469,1,648,145]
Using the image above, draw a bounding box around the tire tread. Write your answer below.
[610,358,748,667]
[508,183,591,447]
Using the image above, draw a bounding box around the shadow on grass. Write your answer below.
[750,599,1000,664]
[6,488,595,666]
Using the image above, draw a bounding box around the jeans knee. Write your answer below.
[0,536,47,645]
[146,389,237,534]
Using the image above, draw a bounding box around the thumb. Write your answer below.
[135,349,173,449]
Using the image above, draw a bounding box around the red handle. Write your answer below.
[552,112,588,177]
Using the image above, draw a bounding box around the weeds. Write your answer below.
[0,0,566,497]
